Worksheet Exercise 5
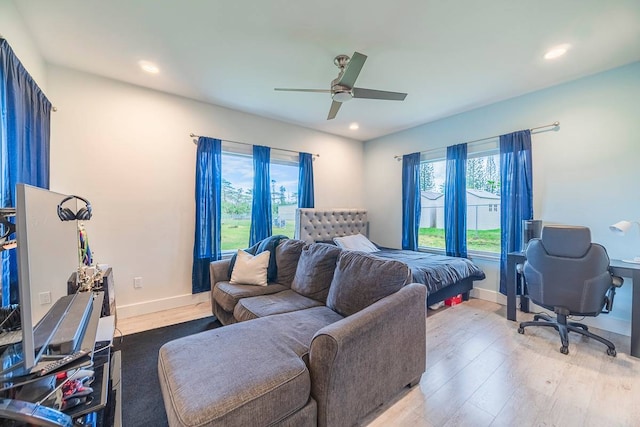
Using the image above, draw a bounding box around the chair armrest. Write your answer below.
[309,283,426,427]
[209,259,231,286]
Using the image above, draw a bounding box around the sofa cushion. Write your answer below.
[275,239,306,287]
[234,290,323,322]
[326,251,410,317]
[158,307,343,427]
[291,243,341,303]
[229,249,270,286]
[213,281,287,313]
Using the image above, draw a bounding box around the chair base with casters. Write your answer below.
[518,310,617,357]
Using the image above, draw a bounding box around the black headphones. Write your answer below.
[57,195,92,221]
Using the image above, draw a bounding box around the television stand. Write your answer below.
[0,292,121,426]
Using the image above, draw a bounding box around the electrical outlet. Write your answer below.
[134,277,143,288]
[39,291,51,305]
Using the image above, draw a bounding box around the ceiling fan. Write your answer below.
[274,52,407,120]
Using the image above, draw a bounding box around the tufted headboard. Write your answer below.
[295,208,369,244]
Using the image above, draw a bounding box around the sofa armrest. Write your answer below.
[210,259,231,285]
[309,283,426,427]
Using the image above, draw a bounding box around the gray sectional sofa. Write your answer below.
[158,241,427,427]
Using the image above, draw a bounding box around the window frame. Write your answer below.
[220,148,253,255]
[219,142,299,255]
[416,140,501,259]
[465,147,501,257]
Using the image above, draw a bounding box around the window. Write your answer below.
[466,153,501,253]
[418,159,446,249]
[418,150,501,254]
[220,148,299,252]
[270,161,298,239]
[221,152,253,251]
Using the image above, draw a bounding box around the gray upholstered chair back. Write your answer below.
[523,225,612,315]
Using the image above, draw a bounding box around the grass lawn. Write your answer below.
[221,221,500,253]
[221,218,295,251]
[418,227,500,253]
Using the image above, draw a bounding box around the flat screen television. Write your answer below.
[0,184,80,376]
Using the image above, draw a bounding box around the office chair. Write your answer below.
[517,225,623,356]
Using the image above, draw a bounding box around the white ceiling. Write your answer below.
[12,0,640,141]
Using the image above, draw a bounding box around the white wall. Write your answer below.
[47,66,364,318]
[0,0,47,90]
[364,62,640,335]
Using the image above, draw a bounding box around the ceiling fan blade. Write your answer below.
[352,87,407,101]
[274,88,332,93]
[327,101,342,120]
[336,52,367,88]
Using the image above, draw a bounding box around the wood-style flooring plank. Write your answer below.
[115,300,211,336]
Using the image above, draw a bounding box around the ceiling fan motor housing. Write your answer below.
[331,81,353,102]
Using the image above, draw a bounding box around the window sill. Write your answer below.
[417,246,500,262]
[467,251,500,262]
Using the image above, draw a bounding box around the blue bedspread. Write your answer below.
[373,248,486,295]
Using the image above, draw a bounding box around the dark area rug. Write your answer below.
[113,316,221,426]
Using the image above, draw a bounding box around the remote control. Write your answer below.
[36,349,91,377]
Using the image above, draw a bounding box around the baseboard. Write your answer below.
[470,287,507,305]
[471,288,631,337]
[116,292,210,319]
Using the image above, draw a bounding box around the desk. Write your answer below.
[609,260,640,358]
[506,252,640,358]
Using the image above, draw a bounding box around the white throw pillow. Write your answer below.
[333,234,379,253]
[229,250,271,286]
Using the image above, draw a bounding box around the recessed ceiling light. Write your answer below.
[138,60,160,74]
[544,44,571,60]
[349,123,359,130]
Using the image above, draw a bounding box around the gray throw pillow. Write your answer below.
[291,243,342,303]
[275,239,306,287]
[327,251,410,317]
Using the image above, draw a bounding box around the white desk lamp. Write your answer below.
[609,220,640,264]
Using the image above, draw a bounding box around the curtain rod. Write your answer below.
[189,133,319,158]
[393,121,559,160]
[0,37,57,112]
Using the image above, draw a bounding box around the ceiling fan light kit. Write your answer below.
[275,51,407,120]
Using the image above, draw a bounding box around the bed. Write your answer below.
[295,208,486,306]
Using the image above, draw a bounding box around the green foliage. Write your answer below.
[466,155,500,195]
[466,158,486,191]
[419,162,435,190]
[222,178,251,216]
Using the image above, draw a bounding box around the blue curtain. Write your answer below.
[0,39,51,305]
[499,130,533,294]
[192,137,222,294]
[298,152,314,208]
[445,143,468,257]
[249,145,272,245]
[401,152,421,251]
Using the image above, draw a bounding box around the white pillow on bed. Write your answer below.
[333,234,379,253]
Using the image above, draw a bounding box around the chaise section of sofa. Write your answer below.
[160,283,425,427]
[159,307,344,427]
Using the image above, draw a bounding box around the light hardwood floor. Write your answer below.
[117,299,640,426]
